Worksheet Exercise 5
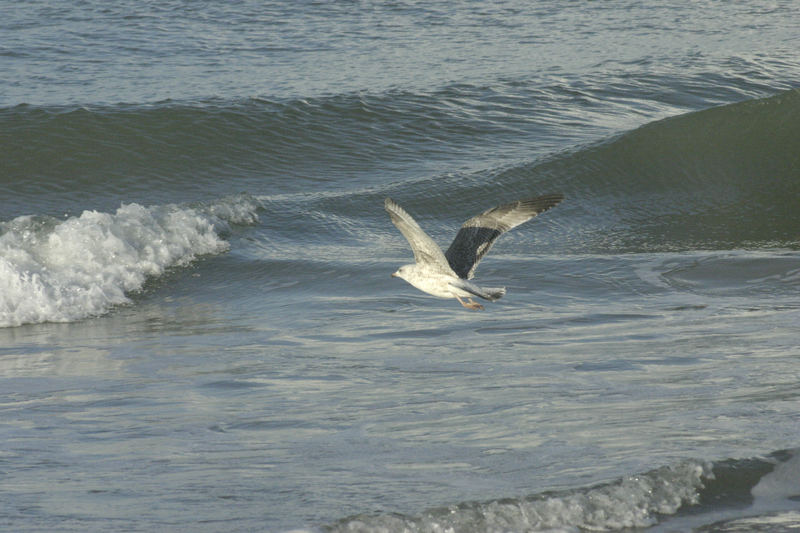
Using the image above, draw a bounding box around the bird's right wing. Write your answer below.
[445,194,564,279]
[385,198,451,271]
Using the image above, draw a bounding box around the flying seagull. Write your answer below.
[385,194,564,310]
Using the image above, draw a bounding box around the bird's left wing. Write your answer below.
[385,198,451,271]
[445,194,564,279]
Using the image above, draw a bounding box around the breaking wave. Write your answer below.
[326,450,800,533]
[0,194,260,327]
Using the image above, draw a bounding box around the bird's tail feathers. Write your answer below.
[453,279,506,301]
[481,286,506,301]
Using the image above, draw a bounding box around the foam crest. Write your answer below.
[330,461,712,533]
[0,196,260,327]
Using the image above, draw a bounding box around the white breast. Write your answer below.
[403,267,471,299]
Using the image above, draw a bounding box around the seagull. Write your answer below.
[385,194,564,310]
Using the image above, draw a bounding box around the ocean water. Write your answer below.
[2,1,800,532]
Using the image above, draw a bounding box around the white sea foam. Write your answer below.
[0,195,260,328]
[330,461,712,533]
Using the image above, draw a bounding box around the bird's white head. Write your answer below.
[391,264,415,281]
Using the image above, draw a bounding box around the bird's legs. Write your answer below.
[456,295,484,311]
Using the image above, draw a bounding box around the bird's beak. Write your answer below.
[391,272,398,278]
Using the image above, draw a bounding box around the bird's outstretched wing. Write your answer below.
[385,198,451,272]
[445,194,564,279]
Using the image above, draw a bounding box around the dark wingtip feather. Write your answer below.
[519,193,565,214]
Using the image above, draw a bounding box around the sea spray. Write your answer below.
[0,195,260,327]
[328,460,713,533]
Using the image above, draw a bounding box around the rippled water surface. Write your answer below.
[2,1,800,531]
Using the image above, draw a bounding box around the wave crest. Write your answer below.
[0,195,260,327]
[330,461,711,533]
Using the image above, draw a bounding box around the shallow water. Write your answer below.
[2,1,800,531]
